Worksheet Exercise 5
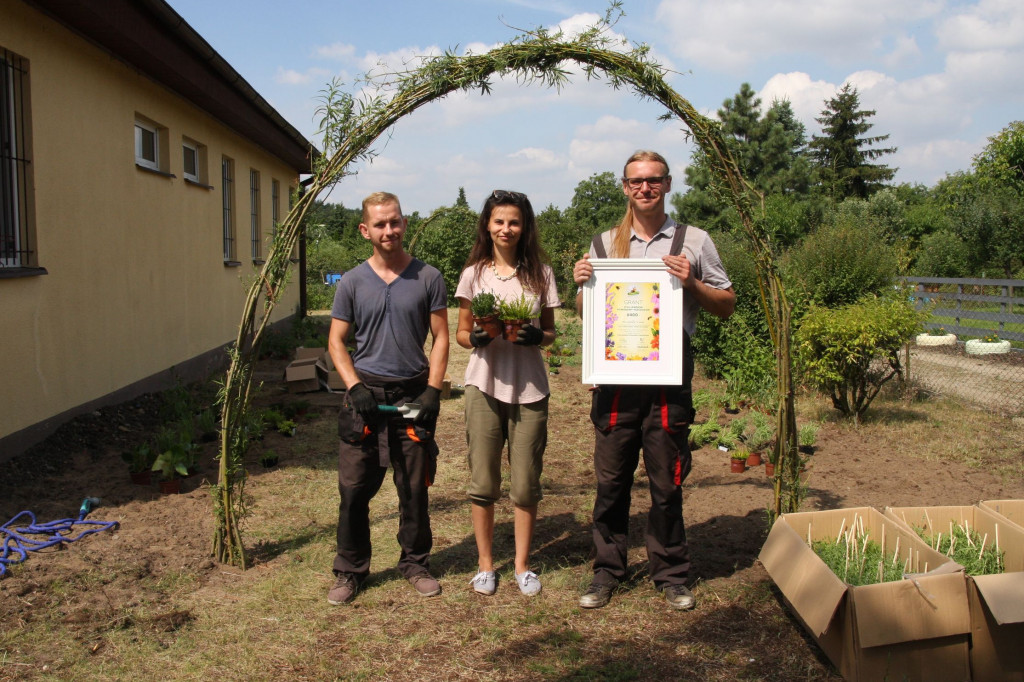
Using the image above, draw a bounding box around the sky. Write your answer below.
[167,0,1024,216]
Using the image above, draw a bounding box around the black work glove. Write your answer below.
[513,323,544,346]
[347,383,379,424]
[412,386,441,425]
[469,325,494,348]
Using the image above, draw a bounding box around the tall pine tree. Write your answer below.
[809,83,896,200]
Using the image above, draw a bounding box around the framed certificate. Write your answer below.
[581,259,683,385]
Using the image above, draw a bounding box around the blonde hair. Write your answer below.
[611,150,670,258]
[361,191,402,223]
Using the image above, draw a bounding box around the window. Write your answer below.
[250,169,261,260]
[134,119,159,170]
[271,179,280,238]
[182,138,208,185]
[183,141,198,182]
[2,47,34,269]
[222,156,235,262]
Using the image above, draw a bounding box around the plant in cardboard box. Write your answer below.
[812,516,907,586]
[913,521,1005,575]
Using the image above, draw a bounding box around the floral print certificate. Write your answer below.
[604,282,659,361]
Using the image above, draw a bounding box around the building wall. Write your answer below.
[1,0,303,451]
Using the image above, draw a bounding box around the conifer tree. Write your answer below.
[809,83,896,199]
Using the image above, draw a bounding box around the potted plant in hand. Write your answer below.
[122,443,155,485]
[152,445,190,494]
[497,292,535,342]
[470,291,502,339]
[730,447,750,473]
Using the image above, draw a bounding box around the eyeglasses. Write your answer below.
[492,189,527,203]
[623,176,668,189]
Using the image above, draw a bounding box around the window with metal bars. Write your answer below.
[1,48,34,270]
[222,156,235,262]
[250,168,261,260]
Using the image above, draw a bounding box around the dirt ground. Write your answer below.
[2,349,1023,679]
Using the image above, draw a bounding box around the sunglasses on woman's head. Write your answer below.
[492,189,527,203]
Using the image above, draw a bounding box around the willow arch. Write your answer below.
[213,14,800,567]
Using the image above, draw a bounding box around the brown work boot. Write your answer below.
[408,572,441,597]
[663,584,696,611]
[327,573,359,605]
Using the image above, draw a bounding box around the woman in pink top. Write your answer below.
[455,190,560,596]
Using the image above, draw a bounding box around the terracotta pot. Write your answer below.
[474,315,503,339]
[158,478,182,494]
[129,469,152,485]
[730,458,746,473]
[503,320,527,342]
[765,462,775,477]
[747,451,762,467]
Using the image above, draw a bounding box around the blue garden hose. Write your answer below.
[0,498,120,577]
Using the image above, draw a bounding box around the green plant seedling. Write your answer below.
[470,291,498,319]
[496,292,534,321]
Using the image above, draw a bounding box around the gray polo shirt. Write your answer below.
[589,217,732,335]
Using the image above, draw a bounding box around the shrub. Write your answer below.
[795,295,925,422]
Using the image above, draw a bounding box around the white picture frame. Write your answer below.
[581,259,684,385]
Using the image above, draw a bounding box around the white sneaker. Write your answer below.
[469,570,497,595]
[515,570,541,596]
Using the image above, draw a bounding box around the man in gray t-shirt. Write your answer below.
[326,192,449,605]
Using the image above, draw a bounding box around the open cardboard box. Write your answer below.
[886,505,1024,682]
[315,352,345,391]
[979,500,1024,533]
[284,357,320,393]
[759,507,970,682]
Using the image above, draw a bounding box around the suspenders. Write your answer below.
[590,223,689,258]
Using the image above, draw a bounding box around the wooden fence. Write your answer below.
[904,276,1024,343]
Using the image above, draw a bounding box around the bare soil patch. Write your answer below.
[2,340,1022,680]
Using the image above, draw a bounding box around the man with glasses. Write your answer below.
[326,191,450,605]
[572,150,735,610]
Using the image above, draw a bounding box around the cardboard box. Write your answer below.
[294,346,325,361]
[886,505,1024,682]
[978,500,1024,533]
[759,507,970,682]
[441,372,452,399]
[284,357,320,393]
[315,352,345,392]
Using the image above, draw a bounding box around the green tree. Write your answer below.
[455,186,470,208]
[564,171,626,232]
[973,120,1024,190]
[408,203,478,304]
[809,84,896,200]
[674,85,812,234]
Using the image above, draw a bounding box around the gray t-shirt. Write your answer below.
[589,218,732,335]
[330,258,448,379]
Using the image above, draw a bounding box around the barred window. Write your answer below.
[1,48,33,269]
[250,169,261,260]
[222,156,235,262]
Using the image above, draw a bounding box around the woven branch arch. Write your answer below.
[213,18,800,568]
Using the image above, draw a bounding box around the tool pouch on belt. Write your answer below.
[338,392,373,445]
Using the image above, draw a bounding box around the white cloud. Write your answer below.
[654,0,941,71]
[935,0,1024,51]
[274,67,331,86]
[314,42,357,61]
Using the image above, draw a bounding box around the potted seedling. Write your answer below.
[152,444,190,494]
[259,450,280,468]
[470,291,502,339]
[730,447,749,473]
[277,419,297,437]
[121,443,155,485]
[195,406,219,442]
[497,292,535,342]
[798,422,820,456]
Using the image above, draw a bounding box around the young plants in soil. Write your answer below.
[496,292,534,321]
[812,519,907,586]
[470,291,498,319]
[913,521,1005,575]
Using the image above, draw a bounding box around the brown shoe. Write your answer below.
[663,584,696,611]
[408,572,441,597]
[327,573,359,605]
[579,581,615,609]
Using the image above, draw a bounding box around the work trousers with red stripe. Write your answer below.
[334,375,438,581]
[589,380,695,589]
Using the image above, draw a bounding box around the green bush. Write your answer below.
[795,296,925,422]
[912,229,971,277]
[784,218,900,309]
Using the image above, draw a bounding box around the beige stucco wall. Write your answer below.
[1,0,303,446]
